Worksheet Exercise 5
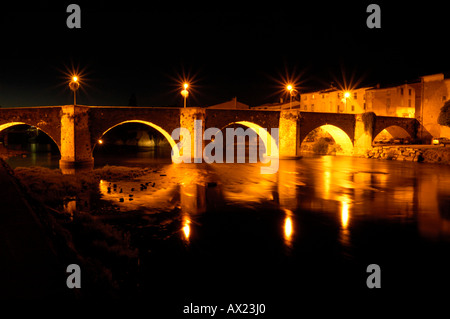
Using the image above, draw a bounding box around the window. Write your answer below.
[311,104,314,111]
[304,105,307,110]
[364,103,366,110]
[408,89,412,96]
[400,88,404,95]
[354,92,357,99]
[443,96,447,101]
[351,104,355,112]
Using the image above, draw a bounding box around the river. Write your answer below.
[5,150,450,310]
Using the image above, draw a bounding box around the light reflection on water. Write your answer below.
[283,209,294,248]
[91,156,450,249]
[8,150,450,298]
[8,151,450,247]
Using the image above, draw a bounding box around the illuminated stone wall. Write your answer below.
[59,105,93,169]
[366,84,415,118]
[279,110,301,158]
[0,106,61,149]
[180,107,206,162]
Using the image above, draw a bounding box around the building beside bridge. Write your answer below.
[252,73,450,139]
[253,84,416,118]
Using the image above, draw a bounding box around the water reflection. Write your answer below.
[341,200,349,229]
[63,197,77,221]
[339,196,351,249]
[283,209,294,249]
[182,213,191,242]
[88,156,450,248]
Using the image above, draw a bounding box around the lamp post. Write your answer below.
[287,85,293,109]
[344,91,351,113]
[181,83,189,108]
[287,85,298,109]
[69,76,80,105]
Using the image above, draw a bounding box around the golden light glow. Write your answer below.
[232,121,279,158]
[97,120,180,161]
[0,122,61,154]
[181,89,189,97]
[341,201,349,229]
[72,76,78,82]
[287,84,293,91]
[318,124,354,155]
[284,216,293,238]
[183,83,189,90]
[182,216,191,241]
[344,91,351,98]
[283,209,294,248]
[98,139,103,144]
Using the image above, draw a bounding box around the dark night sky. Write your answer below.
[0,1,449,107]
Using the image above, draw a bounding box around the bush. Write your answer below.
[312,138,329,154]
[438,101,450,128]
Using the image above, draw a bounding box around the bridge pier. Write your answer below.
[353,114,373,156]
[59,105,94,172]
[279,110,302,159]
[179,107,206,163]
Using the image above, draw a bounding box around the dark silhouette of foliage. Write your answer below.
[438,101,450,127]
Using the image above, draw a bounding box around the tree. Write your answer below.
[438,100,450,127]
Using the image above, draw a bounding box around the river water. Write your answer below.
[5,150,450,311]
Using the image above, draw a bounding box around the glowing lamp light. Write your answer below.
[284,216,293,239]
[69,74,81,105]
[344,91,351,99]
[341,201,349,229]
[182,217,191,241]
[181,82,190,107]
[286,84,293,91]
[98,139,103,145]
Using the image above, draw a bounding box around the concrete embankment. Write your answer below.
[365,145,450,165]
[0,159,71,299]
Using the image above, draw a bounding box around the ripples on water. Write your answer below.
[7,151,450,308]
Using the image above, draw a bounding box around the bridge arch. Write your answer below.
[219,120,279,159]
[301,124,354,155]
[93,120,180,160]
[373,125,412,143]
[0,122,61,154]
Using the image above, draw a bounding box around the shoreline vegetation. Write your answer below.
[10,164,164,297]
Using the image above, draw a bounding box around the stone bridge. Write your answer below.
[0,105,426,170]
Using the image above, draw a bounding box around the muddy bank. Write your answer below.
[10,164,167,298]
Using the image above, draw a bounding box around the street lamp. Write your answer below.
[181,82,189,108]
[69,76,80,105]
[343,91,351,113]
[286,84,298,109]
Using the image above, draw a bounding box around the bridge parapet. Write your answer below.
[0,105,430,171]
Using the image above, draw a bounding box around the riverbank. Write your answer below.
[0,161,160,299]
[365,145,450,165]
[0,158,73,299]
